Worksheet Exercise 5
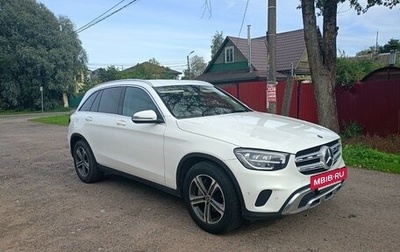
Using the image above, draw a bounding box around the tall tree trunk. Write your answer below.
[301,0,339,133]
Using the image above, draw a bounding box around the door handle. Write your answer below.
[85,116,93,122]
[116,120,126,126]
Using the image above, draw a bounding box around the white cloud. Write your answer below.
[39,0,399,68]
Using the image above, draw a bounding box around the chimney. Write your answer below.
[248,25,252,72]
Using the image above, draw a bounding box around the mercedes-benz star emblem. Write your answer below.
[320,145,334,169]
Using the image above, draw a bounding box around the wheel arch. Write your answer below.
[176,153,245,211]
[69,133,90,156]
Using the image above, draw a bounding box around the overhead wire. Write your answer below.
[236,0,250,40]
[75,0,126,33]
[76,0,139,33]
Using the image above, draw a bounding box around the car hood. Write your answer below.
[176,112,339,154]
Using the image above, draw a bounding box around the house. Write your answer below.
[196,29,310,84]
[196,29,311,113]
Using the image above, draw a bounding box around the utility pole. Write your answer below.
[40,86,43,114]
[267,0,277,113]
[187,50,194,79]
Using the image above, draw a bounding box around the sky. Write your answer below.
[38,0,400,72]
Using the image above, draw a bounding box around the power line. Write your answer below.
[237,0,250,39]
[76,0,139,33]
[75,0,126,33]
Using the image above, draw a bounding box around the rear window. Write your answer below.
[97,87,123,114]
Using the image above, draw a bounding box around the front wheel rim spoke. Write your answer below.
[76,147,89,176]
[190,195,206,206]
[204,201,212,223]
[193,176,208,196]
[210,198,225,216]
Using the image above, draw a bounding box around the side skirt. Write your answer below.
[98,165,181,198]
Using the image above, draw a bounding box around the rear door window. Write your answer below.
[98,87,123,114]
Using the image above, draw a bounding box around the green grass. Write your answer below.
[0,107,70,115]
[343,144,400,174]
[31,114,70,126]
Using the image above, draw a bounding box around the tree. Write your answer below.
[91,59,179,82]
[96,66,120,83]
[381,38,400,53]
[183,55,207,79]
[357,38,400,56]
[336,56,384,86]
[301,0,399,132]
[0,0,87,110]
[120,58,179,79]
[337,38,400,86]
[211,30,224,59]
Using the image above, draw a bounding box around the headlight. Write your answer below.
[234,148,289,171]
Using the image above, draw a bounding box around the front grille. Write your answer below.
[295,140,341,175]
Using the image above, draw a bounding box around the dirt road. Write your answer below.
[1,115,399,252]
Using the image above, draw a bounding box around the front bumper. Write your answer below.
[281,181,344,215]
[224,156,347,220]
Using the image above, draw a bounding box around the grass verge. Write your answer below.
[342,144,400,174]
[31,114,70,126]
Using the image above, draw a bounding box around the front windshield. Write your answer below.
[154,85,250,119]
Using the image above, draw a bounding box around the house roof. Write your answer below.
[230,29,305,73]
[197,29,307,84]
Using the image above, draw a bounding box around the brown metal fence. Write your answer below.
[219,79,400,136]
[336,80,400,136]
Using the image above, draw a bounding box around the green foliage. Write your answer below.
[91,59,179,84]
[346,0,400,14]
[94,66,120,83]
[182,55,207,79]
[211,30,224,59]
[343,144,400,174]
[337,37,400,86]
[356,38,400,56]
[336,56,385,85]
[342,121,364,138]
[382,38,400,52]
[0,0,87,111]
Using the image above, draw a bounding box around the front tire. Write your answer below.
[183,161,242,234]
[72,140,103,183]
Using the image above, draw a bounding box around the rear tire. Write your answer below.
[72,140,103,183]
[183,161,242,234]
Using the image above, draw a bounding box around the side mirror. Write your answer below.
[132,110,163,124]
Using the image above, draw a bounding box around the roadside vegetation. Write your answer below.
[31,114,70,126]
[342,134,400,174]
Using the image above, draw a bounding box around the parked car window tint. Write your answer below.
[79,91,99,111]
[90,90,102,112]
[122,87,158,117]
[98,87,123,114]
[155,85,249,119]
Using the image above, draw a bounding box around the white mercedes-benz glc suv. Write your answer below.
[68,79,347,234]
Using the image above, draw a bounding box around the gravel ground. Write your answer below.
[0,114,399,252]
